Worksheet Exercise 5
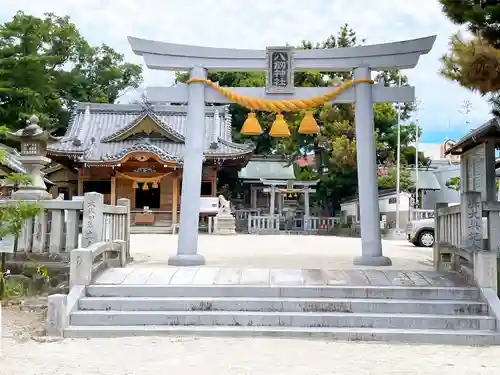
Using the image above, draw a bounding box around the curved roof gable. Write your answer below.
[105,139,180,164]
[102,108,185,143]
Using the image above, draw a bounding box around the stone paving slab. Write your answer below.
[93,267,469,287]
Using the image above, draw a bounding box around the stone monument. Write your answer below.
[214,195,236,235]
[7,115,59,200]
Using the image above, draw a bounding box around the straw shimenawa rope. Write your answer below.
[186,78,374,112]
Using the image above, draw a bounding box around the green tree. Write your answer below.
[439,1,500,114]
[445,176,461,191]
[377,168,415,192]
[445,175,500,191]
[0,11,143,135]
[440,0,500,48]
[0,149,41,297]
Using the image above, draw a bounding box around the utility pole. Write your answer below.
[395,74,402,230]
[414,99,422,209]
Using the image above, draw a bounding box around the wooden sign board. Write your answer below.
[266,46,294,94]
[0,235,14,254]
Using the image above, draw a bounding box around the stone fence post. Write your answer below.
[81,192,104,248]
[117,198,132,262]
[433,202,447,270]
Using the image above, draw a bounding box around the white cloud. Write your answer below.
[0,0,494,133]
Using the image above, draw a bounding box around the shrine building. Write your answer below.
[45,102,255,226]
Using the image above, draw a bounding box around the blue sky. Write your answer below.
[0,0,494,147]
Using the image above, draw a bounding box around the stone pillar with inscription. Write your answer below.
[461,191,483,251]
[82,192,104,248]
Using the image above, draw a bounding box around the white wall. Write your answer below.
[421,165,460,210]
[341,201,357,217]
[341,192,412,217]
[378,193,411,213]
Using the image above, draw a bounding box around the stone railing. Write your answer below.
[47,240,126,336]
[0,192,130,260]
[436,204,462,250]
[245,215,339,234]
[304,216,339,231]
[248,215,280,234]
[434,192,498,293]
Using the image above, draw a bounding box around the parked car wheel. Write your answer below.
[417,230,434,248]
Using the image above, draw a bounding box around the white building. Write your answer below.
[340,190,413,228]
[341,141,462,227]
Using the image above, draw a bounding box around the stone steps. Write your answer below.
[79,296,488,315]
[64,284,500,344]
[86,284,481,300]
[70,310,496,330]
[63,325,500,345]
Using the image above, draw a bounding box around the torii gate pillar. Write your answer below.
[353,67,391,266]
[129,35,435,266]
[168,65,207,266]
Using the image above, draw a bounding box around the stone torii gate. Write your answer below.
[129,35,436,267]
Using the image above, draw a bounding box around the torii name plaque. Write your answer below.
[266,46,294,94]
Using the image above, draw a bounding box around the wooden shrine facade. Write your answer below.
[44,102,254,226]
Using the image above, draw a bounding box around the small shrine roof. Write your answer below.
[239,156,295,181]
[410,169,441,190]
[48,103,254,164]
[445,118,500,156]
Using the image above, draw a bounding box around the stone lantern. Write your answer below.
[7,115,59,200]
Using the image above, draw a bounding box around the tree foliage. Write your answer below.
[439,0,500,114]
[445,175,500,191]
[0,149,40,257]
[378,168,414,192]
[0,11,143,135]
[440,0,500,48]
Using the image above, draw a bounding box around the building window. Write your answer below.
[388,197,398,204]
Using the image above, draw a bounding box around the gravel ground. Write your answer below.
[129,234,434,270]
[2,235,500,374]
[2,333,500,374]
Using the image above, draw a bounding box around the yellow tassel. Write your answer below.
[142,183,149,190]
[298,111,320,135]
[152,181,159,189]
[133,181,139,189]
[240,112,263,136]
[269,114,291,138]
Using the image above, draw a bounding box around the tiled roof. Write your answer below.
[106,139,180,163]
[239,157,295,180]
[410,169,442,190]
[0,143,24,173]
[48,103,254,163]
